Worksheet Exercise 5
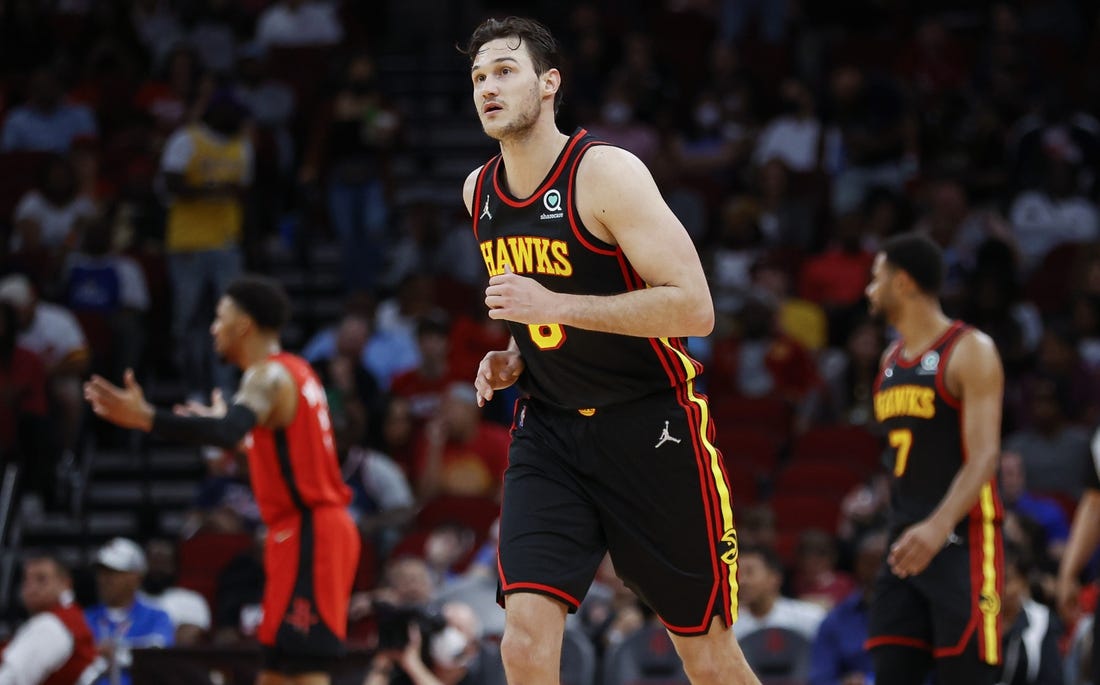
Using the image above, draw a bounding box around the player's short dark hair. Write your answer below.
[463,16,563,114]
[881,232,945,296]
[225,274,291,332]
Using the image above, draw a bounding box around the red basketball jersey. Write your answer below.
[244,352,352,524]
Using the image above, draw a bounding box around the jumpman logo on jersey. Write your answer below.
[480,195,492,220]
[654,420,682,448]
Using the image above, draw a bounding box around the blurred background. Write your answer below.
[1,0,1099,683]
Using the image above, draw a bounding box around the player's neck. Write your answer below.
[239,335,281,370]
[894,303,952,359]
[497,120,569,199]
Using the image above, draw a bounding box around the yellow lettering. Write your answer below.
[480,241,497,276]
[551,240,572,277]
[534,238,554,274]
[507,237,535,274]
[494,238,515,275]
[873,385,936,421]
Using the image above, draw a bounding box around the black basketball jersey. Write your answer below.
[873,321,999,532]
[470,128,702,410]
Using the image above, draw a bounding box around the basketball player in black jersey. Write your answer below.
[460,16,760,685]
[865,233,1005,685]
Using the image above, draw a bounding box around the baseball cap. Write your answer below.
[0,274,33,309]
[96,537,147,573]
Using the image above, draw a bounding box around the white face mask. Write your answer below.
[429,626,471,668]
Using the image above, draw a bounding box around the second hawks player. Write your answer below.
[865,233,1005,685]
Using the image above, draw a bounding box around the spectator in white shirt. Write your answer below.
[733,545,827,641]
[0,553,103,685]
[10,155,97,255]
[0,273,88,479]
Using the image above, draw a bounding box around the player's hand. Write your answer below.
[888,518,950,578]
[840,674,867,685]
[485,265,561,325]
[173,388,228,418]
[1055,574,1081,624]
[474,349,524,407]
[83,369,154,431]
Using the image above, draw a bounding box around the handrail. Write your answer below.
[0,463,18,548]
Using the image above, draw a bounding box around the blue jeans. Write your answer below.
[168,247,242,398]
[327,179,388,292]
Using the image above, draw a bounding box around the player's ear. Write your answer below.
[543,68,561,100]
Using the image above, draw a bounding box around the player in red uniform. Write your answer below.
[84,275,359,685]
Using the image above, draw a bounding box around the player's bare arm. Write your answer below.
[473,336,523,407]
[483,146,714,339]
[1056,488,1100,621]
[82,364,286,449]
[235,360,297,429]
[889,331,1003,578]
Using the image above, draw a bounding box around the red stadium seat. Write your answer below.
[791,424,883,475]
[769,493,842,535]
[716,426,783,475]
[722,458,759,506]
[774,461,865,499]
[176,532,254,611]
[711,396,792,441]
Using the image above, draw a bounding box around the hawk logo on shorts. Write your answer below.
[979,591,1001,616]
[285,597,318,634]
[719,529,738,566]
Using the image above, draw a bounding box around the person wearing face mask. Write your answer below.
[586,86,659,166]
[159,88,253,402]
[363,602,497,685]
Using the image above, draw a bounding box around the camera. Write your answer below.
[374,602,448,652]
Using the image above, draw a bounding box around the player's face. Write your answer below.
[865,253,898,322]
[471,37,547,141]
[210,296,246,362]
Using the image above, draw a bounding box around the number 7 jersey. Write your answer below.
[873,321,1000,532]
[471,128,702,410]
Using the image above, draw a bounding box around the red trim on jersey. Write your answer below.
[649,337,685,385]
[493,484,581,609]
[865,636,933,651]
[934,324,970,410]
[614,249,635,290]
[893,321,964,368]
[500,581,582,609]
[565,140,619,256]
[671,384,726,633]
[492,130,587,208]
[471,156,498,241]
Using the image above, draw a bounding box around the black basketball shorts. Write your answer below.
[866,508,1004,667]
[497,386,742,636]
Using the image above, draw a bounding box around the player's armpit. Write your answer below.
[234,361,289,426]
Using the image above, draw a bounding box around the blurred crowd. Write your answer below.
[2,0,1100,683]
